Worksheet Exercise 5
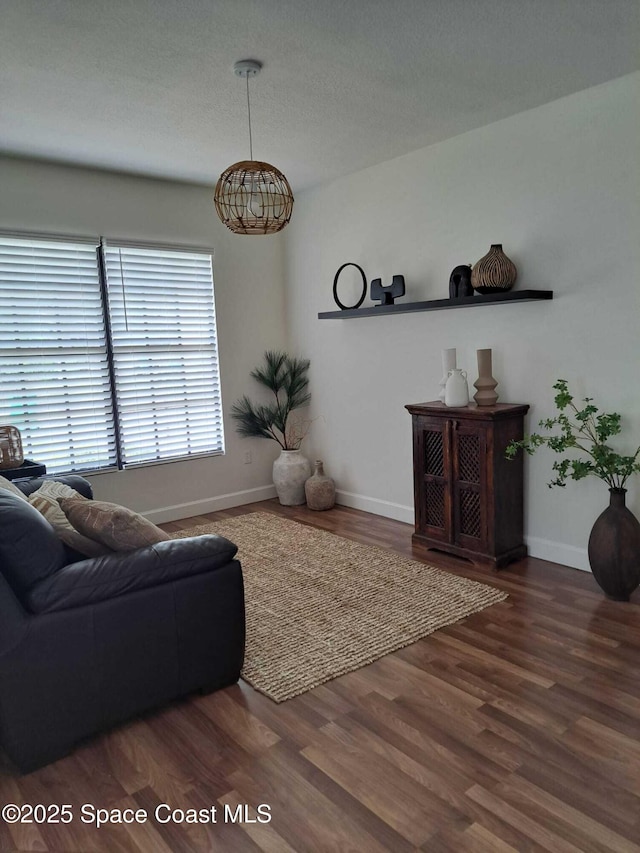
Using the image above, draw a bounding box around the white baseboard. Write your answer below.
[142,484,277,524]
[335,490,414,525]
[525,536,590,572]
[144,483,591,574]
[336,490,591,573]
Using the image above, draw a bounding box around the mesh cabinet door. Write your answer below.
[415,417,452,543]
[451,422,488,551]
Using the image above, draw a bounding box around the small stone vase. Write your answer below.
[439,348,456,402]
[588,488,640,601]
[305,460,336,511]
[272,449,312,506]
[473,349,499,406]
[471,244,517,294]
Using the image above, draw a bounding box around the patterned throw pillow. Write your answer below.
[28,481,113,558]
[0,474,30,501]
[58,497,170,552]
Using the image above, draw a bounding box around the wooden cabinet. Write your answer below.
[405,402,529,569]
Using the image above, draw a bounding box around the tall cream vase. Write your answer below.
[439,348,456,402]
[273,449,312,505]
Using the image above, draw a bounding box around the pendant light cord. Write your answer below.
[246,73,254,161]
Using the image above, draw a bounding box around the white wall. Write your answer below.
[283,72,640,571]
[2,73,638,565]
[0,156,287,519]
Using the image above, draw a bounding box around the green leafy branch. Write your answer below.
[231,350,311,450]
[506,379,640,490]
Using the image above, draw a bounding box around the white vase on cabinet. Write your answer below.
[444,369,469,407]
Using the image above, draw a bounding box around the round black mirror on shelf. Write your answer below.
[332,262,367,310]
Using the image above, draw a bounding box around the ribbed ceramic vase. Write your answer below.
[473,349,499,406]
[304,460,336,511]
[587,488,640,601]
[471,244,517,294]
[439,348,457,402]
[273,449,312,506]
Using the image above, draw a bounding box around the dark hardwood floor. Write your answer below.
[1,499,639,852]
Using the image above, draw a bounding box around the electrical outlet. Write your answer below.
[243,450,252,464]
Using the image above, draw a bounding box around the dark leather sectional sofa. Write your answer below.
[0,476,245,772]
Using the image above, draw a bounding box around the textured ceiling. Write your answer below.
[1,0,639,191]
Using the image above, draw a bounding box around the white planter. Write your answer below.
[273,449,312,505]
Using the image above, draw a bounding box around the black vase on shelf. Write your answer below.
[588,488,640,601]
[448,264,473,299]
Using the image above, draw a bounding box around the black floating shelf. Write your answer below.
[318,289,553,319]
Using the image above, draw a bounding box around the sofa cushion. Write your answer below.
[59,497,170,552]
[28,481,113,558]
[0,490,67,595]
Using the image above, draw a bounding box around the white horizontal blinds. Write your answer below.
[103,244,224,466]
[0,235,116,473]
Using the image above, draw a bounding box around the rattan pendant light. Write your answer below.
[214,60,294,235]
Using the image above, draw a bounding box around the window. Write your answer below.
[0,234,224,474]
[103,243,224,466]
[0,235,116,473]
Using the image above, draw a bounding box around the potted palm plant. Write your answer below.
[231,351,311,505]
[506,379,640,600]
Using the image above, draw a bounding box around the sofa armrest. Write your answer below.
[26,535,238,614]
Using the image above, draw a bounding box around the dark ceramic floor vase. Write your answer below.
[588,488,640,601]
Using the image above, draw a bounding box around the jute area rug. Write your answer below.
[172,512,507,703]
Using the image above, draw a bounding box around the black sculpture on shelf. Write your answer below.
[371,275,405,306]
[448,264,474,299]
